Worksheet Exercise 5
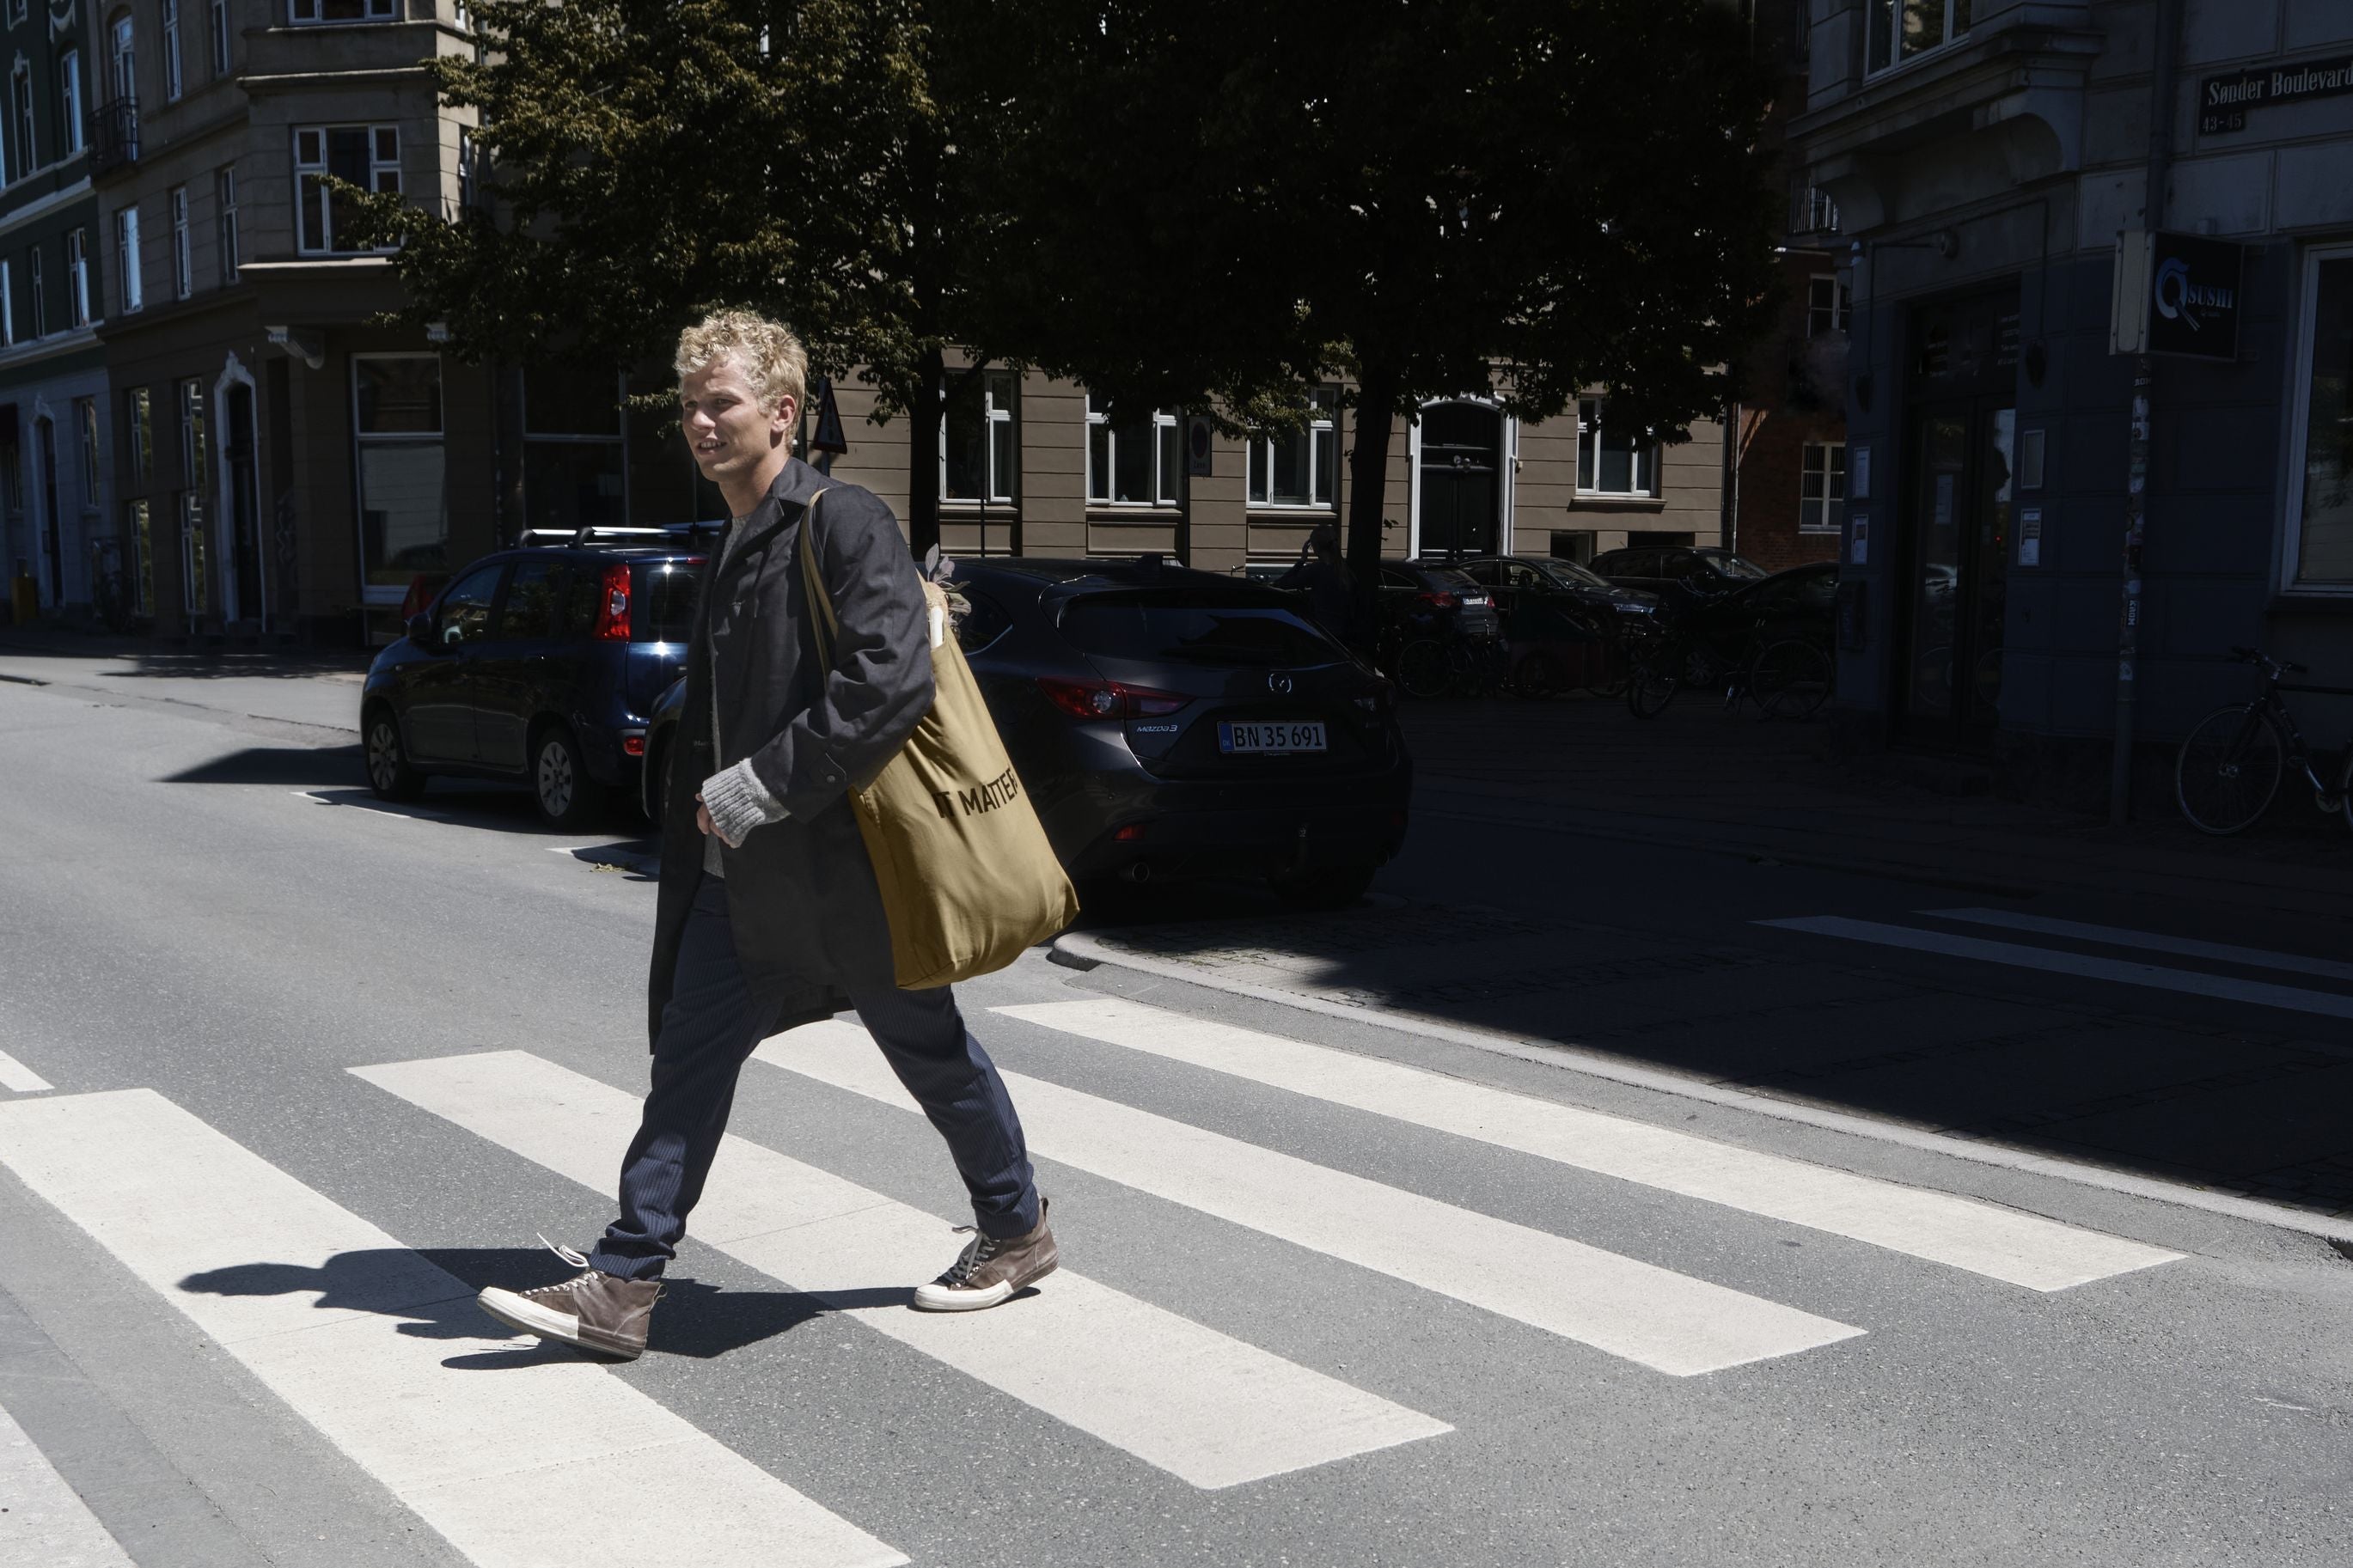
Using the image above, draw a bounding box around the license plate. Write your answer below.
[1219,720,1327,754]
[1613,601,1649,614]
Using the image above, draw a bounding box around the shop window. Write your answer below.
[1576,398,1658,497]
[1248,387,1337,509]
[126,497,152,613]
[524,367,626,533]
[943,368,1016,504]
[1085,394,1177,507]
[1867,0,1970,75]
[1807,275,1850,338]
[1800,442,1846,534]
[352,354,448,594]
[294,125,399,254]
[2287,244,2353,589]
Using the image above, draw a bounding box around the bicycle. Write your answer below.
[2174,645,2353,834]
[1723,637,1834,721]
[1623,619,1725,718]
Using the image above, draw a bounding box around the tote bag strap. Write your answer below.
[796,488,837,667]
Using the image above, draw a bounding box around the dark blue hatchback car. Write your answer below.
[360,529,714,827]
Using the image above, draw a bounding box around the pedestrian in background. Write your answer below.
[1278,522,1360,649]
[478,309,1057,1359]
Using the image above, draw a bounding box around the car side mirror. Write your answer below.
[406,613,433,644]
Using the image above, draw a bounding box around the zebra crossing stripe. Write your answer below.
[755,1023,1864,1377]
[352,1050,1449,1490]
[992,998,2181,1292]
[0,1048,52,1094]
[0,1394,137,1567]
[0,1089,905,1568]
[1927,908,2353,985]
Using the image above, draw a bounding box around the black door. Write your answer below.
[1417,403,1501,559]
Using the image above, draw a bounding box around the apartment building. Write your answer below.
[0,0,107,618]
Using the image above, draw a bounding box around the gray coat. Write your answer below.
[646,458,934,1044]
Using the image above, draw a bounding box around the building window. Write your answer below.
[1085,394,1178,506]
[125,386,151,483]
[169,186,190,298]
[1794,184,1841,236]
[455,125,473,210]
[65,227,89,326]
[1800,442,1846,534]
[1807,275,1851,338]
[1248,387,1338,509]
[114,203,141,314]
[290,0,399,21]
[178,380,208,615]
[295,125,399,253]
[353,354,448,592]
[28,246,42,335]
[523,367,626,532]
[2287,243,2353,590]
[5,0,24,27]
[75,396,98,510]
[126,497,152,613]
[9,62,34,182]
[1576,398,1658,497]
[210,0,230,75]
[58,48,83,154]
[161,0,182,100]
[943,369,1016,504]
[216,166,237,284]
[110,14,135,103]
[0,259,13,346]
[1867,0,1970,75]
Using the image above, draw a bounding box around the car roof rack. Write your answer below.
[519,522,729,550]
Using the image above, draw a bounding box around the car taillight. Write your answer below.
[1036,677,1189,720]
[622,733,646,757]
[1415,591,1458,609]
[591,563,631,641]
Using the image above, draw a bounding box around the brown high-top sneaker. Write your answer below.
[477,1242,662,1358]
[912,1197,1056,1312]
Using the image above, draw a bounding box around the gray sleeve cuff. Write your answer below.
[700,759,787,845]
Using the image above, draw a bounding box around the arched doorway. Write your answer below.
[1415,401,1504,558]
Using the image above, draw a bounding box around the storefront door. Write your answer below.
[1896,290,2019,751]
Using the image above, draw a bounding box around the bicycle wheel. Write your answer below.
[1750,638,1832,720]
[2174,704,2284,834]
[1510,650,1562,700]
[1625,651,1679,718]
[1395,638,1452,699]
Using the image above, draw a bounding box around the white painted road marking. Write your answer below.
[993,998,2181,1292]
[0,1047,52,1093]
[1761,916,2353,1022]
[355,1050,1447,1489]
[0,1394,137,1567]
[757,1022,1864,1377]
[0,1089,904,1568]
[1926,907,2353,985]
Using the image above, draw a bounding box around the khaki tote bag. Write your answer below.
[799,495,1080,988]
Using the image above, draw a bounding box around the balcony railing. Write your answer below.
[89,97,138,177]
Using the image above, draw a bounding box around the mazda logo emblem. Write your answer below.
[1268,673,1293,695]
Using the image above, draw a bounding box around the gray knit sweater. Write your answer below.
[700,513,789,874]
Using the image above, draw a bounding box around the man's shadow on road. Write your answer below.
[177,1248,905,1365]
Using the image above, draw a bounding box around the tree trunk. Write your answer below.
[1344,360,1401,652]
[907,342,944,559]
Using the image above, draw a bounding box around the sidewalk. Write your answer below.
[0,627,369,734]
[1403,694,2351,919]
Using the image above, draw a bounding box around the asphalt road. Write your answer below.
[3,661,2350,1567]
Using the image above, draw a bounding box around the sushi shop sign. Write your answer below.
[2112,230,2245,362]
[2201,52,2353,135]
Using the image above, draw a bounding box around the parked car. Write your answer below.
[1436,554,1658,696]
[642,556,1412,907]
[1586,544,1769,612]
[1374,560,1502,646]
[360,528,715,828]
[1650,560,1839,685]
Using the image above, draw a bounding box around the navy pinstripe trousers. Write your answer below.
[590,876,1041,1281]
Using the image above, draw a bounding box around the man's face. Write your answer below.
[679,355,796,486]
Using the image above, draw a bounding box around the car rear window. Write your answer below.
[1060,591,1343,668]
[631,560,702,644]
[1421,567,1481,594]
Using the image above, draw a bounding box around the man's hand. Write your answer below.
[694,790,743,849]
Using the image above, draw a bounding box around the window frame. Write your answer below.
[215,165,237,284]
[1084,394,1180,509]
[288,0,399,23]
[2282,239,2353,595]
[210,0,230,75]
[110,14,135,105]
[1246,386,1340,511]
[351,351,449,603]
[9,60,34,184]
[58,47,83,155]
[1800,442,1846,534]
[168,185,190,298]
[940,367,1018,505]
[28,244,42,336]
[75,396,99,513]
[64,227,89,326]
[0,257,13,347]
[161,0,182,101]
[292,123,400,256]
[125,386,152,485]
[1806,274,1851,338]
[1574,397,1660,498]
[1866,0,1971,77]
[114,202,141,314]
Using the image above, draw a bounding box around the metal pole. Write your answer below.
[2108,358,2151,825]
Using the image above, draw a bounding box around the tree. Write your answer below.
[993,0,1780,604]
[368,0,1024,553]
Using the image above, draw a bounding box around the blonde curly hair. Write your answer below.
[675,308,809,414]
